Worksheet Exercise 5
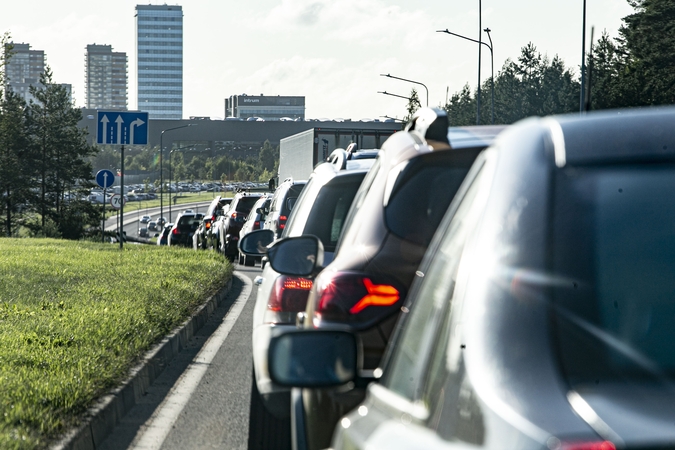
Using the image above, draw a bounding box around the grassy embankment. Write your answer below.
[0,238,233,449]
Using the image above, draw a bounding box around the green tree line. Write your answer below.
[1,34,99,239]
[440,0,675,125]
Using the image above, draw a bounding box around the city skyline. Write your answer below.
[2,1,634,121]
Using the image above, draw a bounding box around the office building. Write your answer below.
[225,94,305,121]
[4,42,45,103]
[85,44,128,110]
[135,4,183,119]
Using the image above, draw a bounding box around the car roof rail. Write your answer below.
[282,177,293,184]
[328,148,348,170]
[405,107,450,145]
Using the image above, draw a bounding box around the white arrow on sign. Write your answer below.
[100,115,110,144]
[130,118,145,145]
[115,115,124,145]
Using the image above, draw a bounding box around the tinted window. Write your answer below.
[385,151,476,246]
[302,174,365,252]
[552,165,675,383]
[234,196,260,214]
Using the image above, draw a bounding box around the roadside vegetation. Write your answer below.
[0,238,232,449]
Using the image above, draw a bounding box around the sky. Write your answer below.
[2,0,635,121]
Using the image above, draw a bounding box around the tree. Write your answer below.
[258,140,277,172]
[28,67,97,237]
[0,90,33,236]
[619,0,675,105]
[403,88,422,123]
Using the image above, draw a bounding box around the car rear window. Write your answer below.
[385,150,477,246]
[552,164,675,384]
[234,196,260,214]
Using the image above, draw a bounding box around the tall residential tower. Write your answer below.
[4,43,45,103]
[85,44,128,110]
[135,4,183,119]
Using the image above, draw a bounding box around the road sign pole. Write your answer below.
[102,187,106,242]
[120,145,124,250]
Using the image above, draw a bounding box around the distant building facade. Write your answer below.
[225,94,305,121]
[85,44,128,110]
[4,42,45,103]
[135,4,183,119]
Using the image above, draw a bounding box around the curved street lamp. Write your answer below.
[159,124,196,224]
[380,74,428,106]
[377,90,414,102]
[437,28,495,125]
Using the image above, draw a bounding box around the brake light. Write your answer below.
[279,215,287,230]
[314,272,400,322]
[254,221,260,229]
[172,228,179,235]
[205,222,211,230]
[560,442,616,450]
[267,276,313,315]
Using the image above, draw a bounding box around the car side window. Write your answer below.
[382,160,487,401]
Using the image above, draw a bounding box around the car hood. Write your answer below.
[571,383,675,445]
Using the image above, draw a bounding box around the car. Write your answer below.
[239,146,379,449]
[156,216,167,228]
[263,178,307,240]
[215,191,265,260]
[251,108,504,450]
[193,196,233,250]
[270,106,675,450]
[140,215,151,224]
[237,194,271,266]
[167,212,202,247]
[156,222,174,246]
[138,226,149,238]
[147,220,158,232]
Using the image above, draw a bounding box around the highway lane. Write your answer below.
[98,265,261,450]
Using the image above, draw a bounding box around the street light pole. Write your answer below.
[580,0,587,113]
[437,28,495,125]
[380,74,429,106]
[477,0,482,125]
[484,28,495,125]
[159,124,196,225]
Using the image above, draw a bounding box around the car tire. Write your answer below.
[248,370,291,450]
[238,253,245,265]
[244,255,255,267]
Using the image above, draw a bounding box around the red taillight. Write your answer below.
[205,222,211,229]
[561,442,616,450]
[278,215,287,230]
[254,221,260,229]
[267,275,313,315]
[314,272,400,323]
[172,228,179,235]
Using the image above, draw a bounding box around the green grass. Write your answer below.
[0,238,233,449]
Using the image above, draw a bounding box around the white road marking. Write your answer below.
[131,273,252,450]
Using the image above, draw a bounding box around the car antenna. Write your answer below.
[584,26,595,113]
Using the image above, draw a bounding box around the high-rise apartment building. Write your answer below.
[135,4,183,119]
[85,44,128,110]
[4,42,45,103]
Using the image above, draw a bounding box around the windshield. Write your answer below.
[552,165,675,384]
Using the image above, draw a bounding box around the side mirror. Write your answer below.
[267,236,324,277]
[268,330,358,388]
[238,229,275,256]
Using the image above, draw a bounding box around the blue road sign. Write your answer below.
[96,169,115,188]
[96,111,149,145]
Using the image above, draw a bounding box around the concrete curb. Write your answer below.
[50,275,235,450]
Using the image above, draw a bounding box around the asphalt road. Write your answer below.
[98,265,261,450]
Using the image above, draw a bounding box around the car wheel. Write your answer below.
[238,253,245,265]
[248,369,291,450]
[244,255,255,267]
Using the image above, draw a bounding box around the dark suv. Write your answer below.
[251,108,504,450]
[167,212,203,247]
[193,195,232,250]
[239,147,379,450]
[263,178,307,239]
[216,191,265,260]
